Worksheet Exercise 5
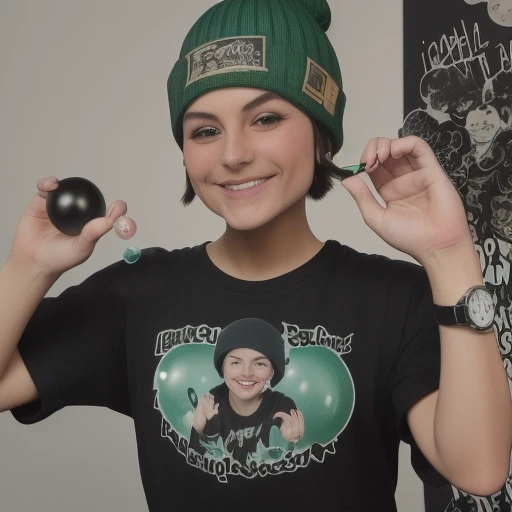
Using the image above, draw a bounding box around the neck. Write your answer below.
[206,198,324,281]
[228,390,263,416]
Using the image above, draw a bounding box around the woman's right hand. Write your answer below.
[8,176,128,278]
[193,393,219,434]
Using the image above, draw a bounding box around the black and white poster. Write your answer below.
[402,1,512,511]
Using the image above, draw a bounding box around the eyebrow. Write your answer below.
[183,92,283,124]
[227,355,269,362]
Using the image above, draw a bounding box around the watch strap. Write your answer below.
[434,302,467,326]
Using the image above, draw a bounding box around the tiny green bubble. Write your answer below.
[123,246,141,264]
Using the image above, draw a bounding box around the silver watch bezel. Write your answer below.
[463,285,495,331]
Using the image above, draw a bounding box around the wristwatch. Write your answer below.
[433,285,495,331]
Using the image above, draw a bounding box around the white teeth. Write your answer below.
[224,179,267,191]
[237,381,255,386]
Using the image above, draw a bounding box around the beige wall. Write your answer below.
[0,1,426,510]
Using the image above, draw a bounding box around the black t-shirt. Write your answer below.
[11,240,446,512]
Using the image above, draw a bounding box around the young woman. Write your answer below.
[0,0,511,511]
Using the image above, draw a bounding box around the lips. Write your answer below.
[223,178,268,191]
[218,175,274,199]
[235,379,258,389]
[219,175,274,187]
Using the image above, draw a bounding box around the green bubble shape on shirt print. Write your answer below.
[153,344,354,450]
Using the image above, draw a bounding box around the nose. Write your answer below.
[220,128,254,171]
[241,363,254,378]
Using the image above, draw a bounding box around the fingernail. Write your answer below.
[368,158,378,170]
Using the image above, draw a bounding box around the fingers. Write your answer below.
[78,200,128,245]
[357,136,448,201]
[196,394,210,413]
[202,393,213,405]
[361,136,438,175]
[193,396,209,433]
[361,139,380,170]
[106,200,128,221]
[275,409,304,443]
[297,410,305,440]
[360,138,393,171]
[203,394,219,419]
[204,393,215,408]
[290,410,304,441]
[37,176,59,191]
[36,176,59,199]
[359,139,400,191]
[388,135,435,166]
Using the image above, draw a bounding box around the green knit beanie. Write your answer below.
[167,0,346,155]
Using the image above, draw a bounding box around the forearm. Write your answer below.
[0,254,59,378]
[423,242,512,487]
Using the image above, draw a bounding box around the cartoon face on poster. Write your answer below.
[153,318,355,482]
[465,0,512,27]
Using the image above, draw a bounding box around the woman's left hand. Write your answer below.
[342,136,472,265]
[273,409,305,443]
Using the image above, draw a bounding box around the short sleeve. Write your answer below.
[10,261,130,424]
[391,267,447,487]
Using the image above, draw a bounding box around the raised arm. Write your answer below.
[342,135,512,496]
[0,177,127,411]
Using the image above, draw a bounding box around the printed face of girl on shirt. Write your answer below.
[223,348,273,402]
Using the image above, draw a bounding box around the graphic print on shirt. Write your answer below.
[153,319,355,482]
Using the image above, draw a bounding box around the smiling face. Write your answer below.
[182,88,315,231]
[489,0,512,26]
[465,105,503,144]
[222,348,273,402]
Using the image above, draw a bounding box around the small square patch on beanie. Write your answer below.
[186,36,268,87]
[302,57,339,116]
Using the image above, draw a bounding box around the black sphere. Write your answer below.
[46,177,106,236]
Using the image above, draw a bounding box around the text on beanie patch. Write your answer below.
[186,36,268,87]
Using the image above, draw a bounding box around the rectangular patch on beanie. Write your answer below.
[302,57,339,116]
[186,36,268,87]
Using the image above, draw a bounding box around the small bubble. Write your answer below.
[114,216,137,240]
[123,246,141,264]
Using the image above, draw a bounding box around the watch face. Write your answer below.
[467,288,495,329]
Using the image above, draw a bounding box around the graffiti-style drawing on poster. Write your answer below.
[402,1,512,510]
